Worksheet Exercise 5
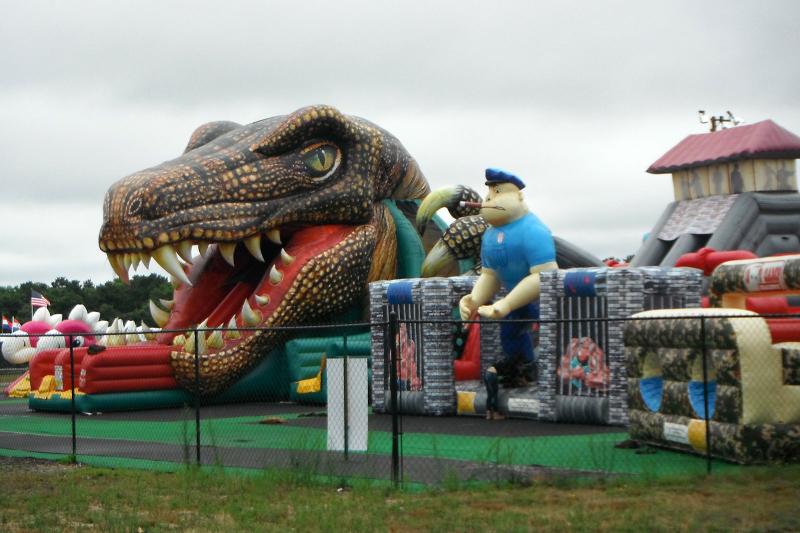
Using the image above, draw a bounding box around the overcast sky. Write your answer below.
[1,0,798,286]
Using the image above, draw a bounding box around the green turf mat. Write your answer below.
[0,412,739,477]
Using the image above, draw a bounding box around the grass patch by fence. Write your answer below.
[0,457,797,532]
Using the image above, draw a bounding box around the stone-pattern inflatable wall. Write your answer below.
[369,276,499,415]
[538,267,702,425]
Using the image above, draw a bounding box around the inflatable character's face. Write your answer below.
[481,182,528,226]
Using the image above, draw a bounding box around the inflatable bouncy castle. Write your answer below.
[8,104,602,413]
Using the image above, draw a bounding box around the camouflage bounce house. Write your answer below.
[625,255,800,464]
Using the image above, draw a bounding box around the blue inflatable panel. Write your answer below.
[688,380,716,419]
[639,376,663,413]
[563,270,597,297]
[387,280,414,305]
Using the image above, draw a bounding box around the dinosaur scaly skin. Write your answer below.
[99,105,429,395]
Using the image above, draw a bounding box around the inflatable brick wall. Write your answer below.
[369,276,504,415]
[538,267,702,425]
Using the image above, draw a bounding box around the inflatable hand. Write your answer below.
[477,301,510,319]
[459,294,478,321]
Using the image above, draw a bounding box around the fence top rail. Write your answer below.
[4,312,800,339]
[0,320,380,339]
[393,312,800,326]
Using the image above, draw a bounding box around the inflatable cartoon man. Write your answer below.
[459,168,558,418]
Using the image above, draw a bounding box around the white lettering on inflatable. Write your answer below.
[744,261,786,292]
[663,422,690,444]
[508,397,539,415]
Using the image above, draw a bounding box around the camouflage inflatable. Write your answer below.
[625,308,800,464]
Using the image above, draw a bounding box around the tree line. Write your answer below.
[0,275,172,326]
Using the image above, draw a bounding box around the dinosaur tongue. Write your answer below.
[157,225,356,344]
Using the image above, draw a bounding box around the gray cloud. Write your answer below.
[0,0,798,284]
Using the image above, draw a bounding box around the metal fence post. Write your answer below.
[194,327,201,467]
[388,312,400,487]
[69,335,76,459]
[700,316,712,474]
[343,332,349,461]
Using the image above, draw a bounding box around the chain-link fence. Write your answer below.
[0,311,798,487]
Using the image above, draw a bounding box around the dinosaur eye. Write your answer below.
[300,143,340,181]
[71,336,85,348]
[128,197,143,216]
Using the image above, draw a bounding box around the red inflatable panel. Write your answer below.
[29,349,65,390]
[81,344,176,367]
[78,344,179,393]
[675,248,758,276]
[766,318,800,344]
[53,348,89,389]
[747,297,790,315]
[454,323,481,381]
[81,364,174,381]
[80,377,178,394]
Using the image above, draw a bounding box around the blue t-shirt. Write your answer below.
[481,212,556,290]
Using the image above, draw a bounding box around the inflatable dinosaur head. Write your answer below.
[98,105,430,394]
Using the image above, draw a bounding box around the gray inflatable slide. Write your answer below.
[630,192,800,267]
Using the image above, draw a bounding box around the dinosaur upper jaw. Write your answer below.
[155,224,357,337]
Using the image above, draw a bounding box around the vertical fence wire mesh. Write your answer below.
[0,310,798,485]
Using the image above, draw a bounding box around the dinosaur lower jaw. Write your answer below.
[136,223,371,395]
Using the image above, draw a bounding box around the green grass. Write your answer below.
[0,411,732,477]
[0,458,796,532]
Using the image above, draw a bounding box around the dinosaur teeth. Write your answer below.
[244,235,264,262]
[197,334,208,356]
[122,253,133,271]
[269,265,283,285]
[107,318,126,346]
[139,252,152,269]
[207,330,224,350]
[280,248,294,265]
[149,300,170,328]
[266,228,282,245]
[159,298,175,310]
[198,242,210,258]
[184,332,196,354]
[153,245,192,287]
[224,317,241,340]
[130,253,141,271]
[177,241,194,263]
[107,254,130,283]
[172,334,186,346]
[139,321,156,341]
[220,243,237,266]
[241,299,262,326]
[255,294,270,306]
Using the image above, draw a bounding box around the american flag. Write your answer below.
[31,290,50,308]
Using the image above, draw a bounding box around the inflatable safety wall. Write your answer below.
[625,308,800,464]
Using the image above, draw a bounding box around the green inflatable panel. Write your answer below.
[288,333,371,404]
[383,199,425,279]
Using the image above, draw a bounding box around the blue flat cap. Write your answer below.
[485,168,525,190]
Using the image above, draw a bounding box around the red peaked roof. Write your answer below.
[647,119,800,174]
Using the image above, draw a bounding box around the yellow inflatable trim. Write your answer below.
[32,375,84,400]
[6,372,31,398]
[457,391,477,414]
[296,356,326,395]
